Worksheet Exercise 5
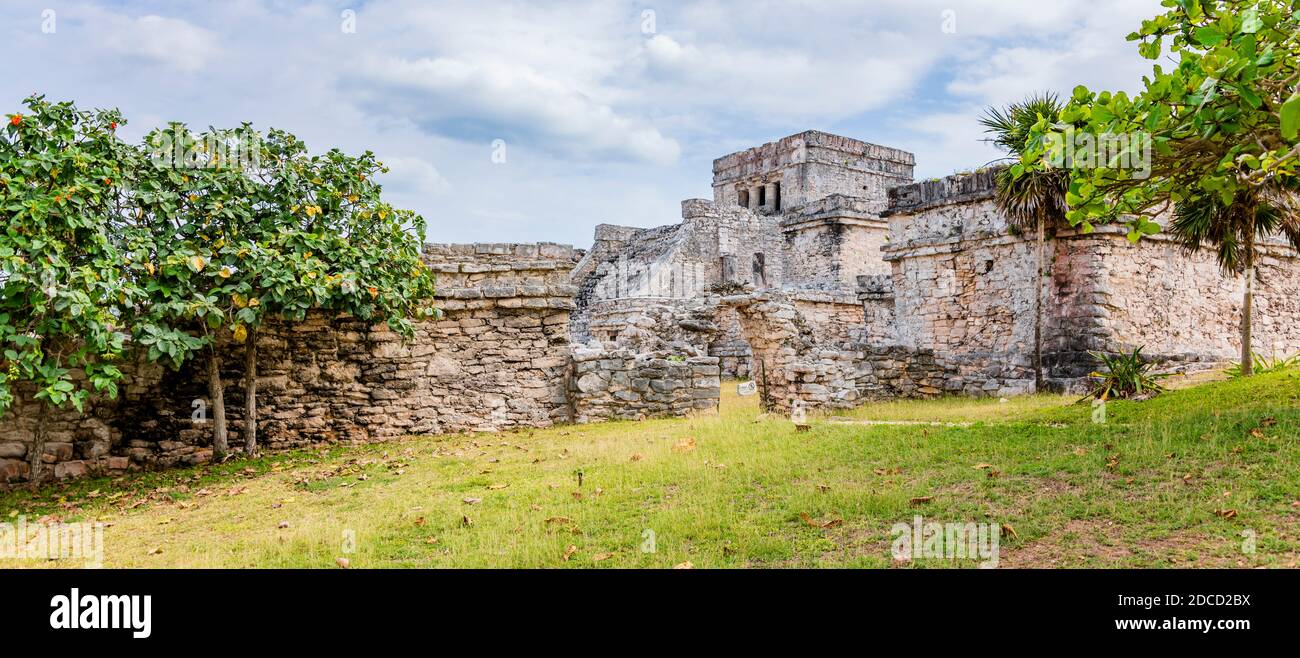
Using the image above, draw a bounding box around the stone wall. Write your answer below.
[1045,226,1300,384]
[1,243,581,487]
[569,348,720,423]
[0,363,166,485]
[719,293,950,413]
[780,195,892,292]
[882,171,1039,396]
[883,169,1300,393]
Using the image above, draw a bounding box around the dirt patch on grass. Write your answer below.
[999,520,1127,568]
[999,519,1250,568]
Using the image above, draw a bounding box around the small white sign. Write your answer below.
[736,381,757,396]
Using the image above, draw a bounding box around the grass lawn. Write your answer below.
[2,371,1298,568]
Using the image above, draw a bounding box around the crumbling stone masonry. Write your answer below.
[569,349,720,423]
[571,131,913,378]
[0,243,583,487]
[883,170,1300,392]
[571,130,1300,405]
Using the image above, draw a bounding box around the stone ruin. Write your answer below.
[570,130,1300,401]
[3,130,1299,485]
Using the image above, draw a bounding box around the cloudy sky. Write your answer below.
[1,0,1166,245]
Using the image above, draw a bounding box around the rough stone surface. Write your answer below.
[883,170,1300,392]
[0,243,582,487]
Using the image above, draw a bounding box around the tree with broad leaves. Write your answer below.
[128,123,268,459]
[0,96,137,480]
[131,123,438,458]
[1012,0,1300,376]
[230,128,438,455]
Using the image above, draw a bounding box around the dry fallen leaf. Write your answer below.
[461,515,473,527]
[335,557,350,569]
[799,512,843,529]
[462,497,482,505]
[147,547,163,556]
[277,521,289,529]
[414,516,426,527]
[487,483,509,490]
[563,545,577,561]
[629,453,643,462]
[909,496,933,506]
[672,437,697,453]
[674,561,694,569]
[1217,509,1238,519]
[1001,523,1019,540]
[592,553,614,562]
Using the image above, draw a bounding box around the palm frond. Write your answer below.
[1172,178,1300,274]
[979,92,1063,155]
[982,93,1069,230]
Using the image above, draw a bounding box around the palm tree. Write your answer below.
[1170,183,1300,375]
[980,93,1069,391]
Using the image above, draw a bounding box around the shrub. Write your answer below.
[1227,353,1299,379]
[1084,347,1168,401]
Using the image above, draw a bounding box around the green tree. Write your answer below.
[981,93,1069,390]
[232,130,437,454]
[1013,0,1300,376]
[130,123,263,459]
[0,96,136,479]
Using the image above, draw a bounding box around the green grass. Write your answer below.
[2,371,1298,568]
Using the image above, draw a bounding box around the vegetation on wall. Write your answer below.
[1,95,438,461]
[1011,0,1300,376]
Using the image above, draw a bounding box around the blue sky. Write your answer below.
[1,0,1166,246]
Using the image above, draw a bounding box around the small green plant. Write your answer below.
[1227,353,1299,379]
[1083,347,1168,401]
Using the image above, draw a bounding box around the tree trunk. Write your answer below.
[1241,216,1256,376]
[29,412,49,482]
[1033,217,1045,392]
[207,349,228,459]
[243,329,258,456]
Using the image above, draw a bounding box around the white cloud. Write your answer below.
[355,55,681,165]
[0,0,1178,244]
[380,156,451,197]
[101,15,218,73]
